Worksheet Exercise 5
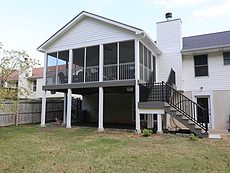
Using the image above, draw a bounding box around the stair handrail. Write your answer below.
[163,81,208,133]
[139,81,208,133]
[166,68,176,86]
[147,71,155,84]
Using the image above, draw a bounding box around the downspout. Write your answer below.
[136,31,146,41]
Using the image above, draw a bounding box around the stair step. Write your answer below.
[164,102,209,138]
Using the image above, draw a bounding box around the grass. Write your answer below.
[0,125,229,172]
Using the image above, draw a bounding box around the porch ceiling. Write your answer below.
[48,86,134,95]
[43,80,135,95]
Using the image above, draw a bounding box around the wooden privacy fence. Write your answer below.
[0,100,64,127]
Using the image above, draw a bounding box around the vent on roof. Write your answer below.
[166,12,172,20]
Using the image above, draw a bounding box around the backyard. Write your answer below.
[0,125,229,172]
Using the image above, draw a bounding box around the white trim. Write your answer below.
[98,87,104,131]
[99,44,103,82]
[40,90,46,127]
[182,44,230,55]
[135,84,141,133]
[63,93,67,124]
[147,114,154,128]
[68,49,73,84]
[192,90,214,129]
[117,42,120,80]
[84,47,86,82]
[56,52,59,85]
[157,114,163,132]
[139,109,164,114]
[43,53,47,85]
[135,39,140,80]
[66,89,72,128]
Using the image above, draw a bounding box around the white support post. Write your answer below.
[40,90,46,127]
[63,93,67,124]
[98,87,104,131]
[68,49,73,84]
[99,44,103,82]
[40,53,47,127]
[147,114,154,128]
[166,113,170,129]
[134,39,141,133]
[157,114,163,134]
[66,89,72,128]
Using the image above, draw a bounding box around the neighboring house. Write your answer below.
[37,11,230,138]
[7,66,81,99]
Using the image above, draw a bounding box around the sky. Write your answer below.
[1,0,230,66]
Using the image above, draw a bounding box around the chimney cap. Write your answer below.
[165,12,172,20]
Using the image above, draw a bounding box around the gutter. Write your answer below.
[137,31,162,55]
[182,44,230,55]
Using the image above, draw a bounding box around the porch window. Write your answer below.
[72,48,84,83]
[46,51,69,85]
[194,54,208,77]
[33,80,37,92]
[58,50,69,84]
[104,43,117,80]
[139,42,152,82]
[119,40,135,80]
[72,46,99,83]
[86,45,99,82]
[103,40,135,81]
[223,52,230,65]
[47,52,57,85]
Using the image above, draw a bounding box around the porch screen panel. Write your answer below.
[143,47,148,81]
[86,45,99,82]
[47,52,57,85]
[58,50,69,84]
[104,43,117,81]
[119,40,135,80]
[147,50,151,81]
[73,48,84,83]
[139,42,144,81]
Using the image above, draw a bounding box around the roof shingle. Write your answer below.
[183,30,230,50]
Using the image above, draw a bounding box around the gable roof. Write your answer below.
[182,30,230,51]
[8,67,44,81]
[37,11,144,52]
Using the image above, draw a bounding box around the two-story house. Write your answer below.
[37,11,230,138]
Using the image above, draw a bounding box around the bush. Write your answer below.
[142,129,153,136]
[190,133,200,141]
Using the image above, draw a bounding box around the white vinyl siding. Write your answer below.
[156,19,183,90]
[183,52,230,91]
[46,17,136,52]
[156,19,182,53]
[157,52,183,89]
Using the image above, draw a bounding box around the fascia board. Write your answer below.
[37,12,86,52]
[181,44,230,55]
[37,11,144,52]
[84,12,143,34]
[141,32,162,55]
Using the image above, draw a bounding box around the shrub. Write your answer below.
[142,129,153,136]
[190,133,200,141]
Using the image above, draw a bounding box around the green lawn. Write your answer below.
[0,125,229,172]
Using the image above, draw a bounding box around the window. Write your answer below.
[33,80,37,92]
[223,52,230,65]
[194,55,208,77]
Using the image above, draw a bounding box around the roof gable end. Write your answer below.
[37,11,143,52]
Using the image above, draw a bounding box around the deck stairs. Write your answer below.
[140,69,209,138]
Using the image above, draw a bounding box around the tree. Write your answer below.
[0,43,40,121]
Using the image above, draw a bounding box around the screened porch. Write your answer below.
[45,40,154,86]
